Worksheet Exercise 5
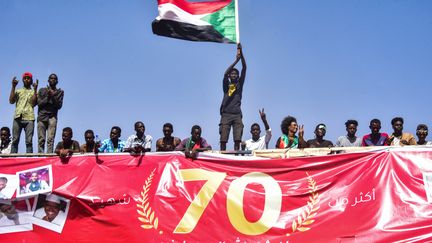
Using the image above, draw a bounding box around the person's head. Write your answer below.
[22,72,33,88]
[228,68,239,82]
[30,172,39,182]
[1,127,11,142]
[62,127,73,143]
[391,117,404,134]
[190,125,202,142]
[110,126,121,141]
[314,124,327,138]
[0,203,17,220]
[43,195,61,222]
[134,122,145,136]
[0,177,7,191]
[416,124,428,141]
[281,116,298,135]
[163,123,173,138]
[250,123,261,140]
[84,129,95,144]
[369,119,381,135]
[47,73,58,88]
[345,120,358,137]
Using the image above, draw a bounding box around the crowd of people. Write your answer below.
[1,44,430,159]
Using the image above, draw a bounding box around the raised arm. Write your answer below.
[31,79,39,107]
[259,108,270,131]
[298,125,308,148]
[9,77,18,104]
[238,43,246,80]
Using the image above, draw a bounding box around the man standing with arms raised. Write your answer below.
[219,43,246,151]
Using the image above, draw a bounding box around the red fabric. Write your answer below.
[1,149,432,242]
[157,0,232,15]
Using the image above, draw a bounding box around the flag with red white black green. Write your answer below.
[152,0,237,44]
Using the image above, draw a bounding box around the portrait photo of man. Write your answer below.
[16,165,52,197]
[32,193,69,233]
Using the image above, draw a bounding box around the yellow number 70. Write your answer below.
[174,169,282,235]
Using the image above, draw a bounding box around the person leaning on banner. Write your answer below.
[176,125,212,159]
[219,43,246,151]
[80,129,99,153]
[37,73,64,154]
[386,117,416,146]
[54,127,80,158]
[241,109,271,151]
[416,124,432,146]
[306,124,334,148]
[9,72,38,153]
[275,116,307,149]
[156,123,181,152]
[362,119,389,146]
[0,126,12,154]
[98,126,126,153]
[34,194,66,225]
[124,121,152,154]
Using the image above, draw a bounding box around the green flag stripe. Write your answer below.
[201,1,236,43]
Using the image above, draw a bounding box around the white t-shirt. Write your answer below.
[244,129,272,150]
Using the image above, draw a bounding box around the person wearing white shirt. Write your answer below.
[242,109,272,151]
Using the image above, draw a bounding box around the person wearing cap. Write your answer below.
[416,124,432,145]
[219,43,246,151]
[242,109,272,151]
[37,73,64,154]
[9,72,38,153]
[335,120,362,147]
[306,124,334,148]
[362,119,389,146]
[34,194,66,225]
[387,117,416,146]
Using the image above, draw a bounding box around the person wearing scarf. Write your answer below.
[275,116,307,149]
[176,125,212,159]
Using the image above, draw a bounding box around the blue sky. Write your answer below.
[1,0,431,152]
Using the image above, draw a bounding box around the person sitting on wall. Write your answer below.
[176,125,212,159]
[362,119,389,146]
[306,124,334,148]
[275,116,307,149]
[54,127,80,158]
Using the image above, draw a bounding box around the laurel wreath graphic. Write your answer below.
[137,168,159,230]
[287,172,320,236]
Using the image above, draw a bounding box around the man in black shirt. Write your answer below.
[37,74,64,153]
[307,124,334,148]
[219,43,246,151]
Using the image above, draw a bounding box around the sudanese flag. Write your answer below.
[152,0,237,43]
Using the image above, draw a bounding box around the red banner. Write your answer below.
[1,148,432,242]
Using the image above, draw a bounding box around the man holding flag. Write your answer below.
[219,43,246,151]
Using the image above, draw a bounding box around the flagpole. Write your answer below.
[235,0,240,43]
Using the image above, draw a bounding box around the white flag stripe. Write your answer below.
[156,3,211,26]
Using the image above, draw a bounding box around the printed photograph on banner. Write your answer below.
[16,165,53,198]
[31,193,70,233]
[0,174,18,200]
[0,198,33,234]
[422,172,432,203]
